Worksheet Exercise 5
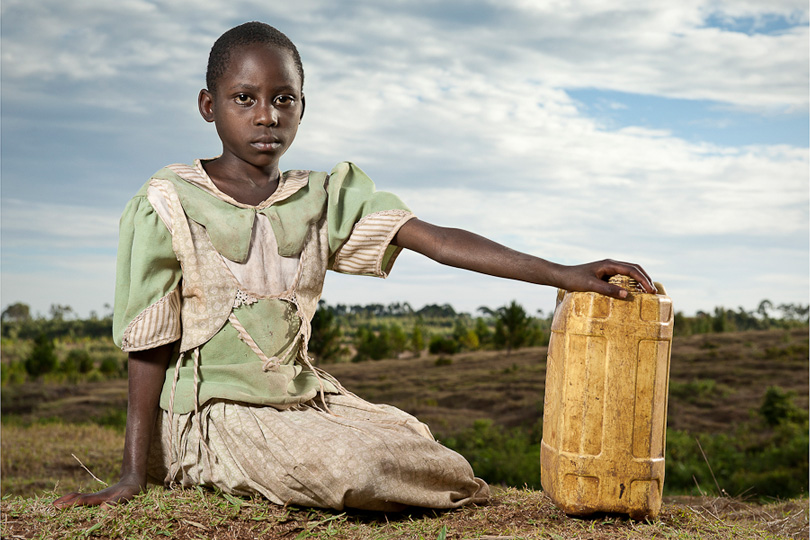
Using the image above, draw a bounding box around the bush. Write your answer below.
[309,302,345,363]
[473,318,492,347]
[352,324,405,362]
[24,334,58,378]
[71,348,95,374]
[760,386,808,427]
[492,301,531,354]
[1,361,28,385]
[664,388,808,500]
[410,322,425,357]
[442,419,543,489]
[99,355,122,377]
[429,335,459,355]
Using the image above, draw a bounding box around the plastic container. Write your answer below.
[540,276,673,520]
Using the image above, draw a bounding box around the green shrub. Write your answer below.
[492,301,531,354]
[309,302,345,363]
[473,317,492,347]
[99,355,121,377]
[410,322,425,357]
[1,361,28,386]
[442,419,543,489]
[24,334,58,378]
[66,348,94,374]
[664,388,808,500]
[429,335,459,355]
[352,324,405,362]
[760,386,808,427]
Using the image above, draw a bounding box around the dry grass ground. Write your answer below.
[2,487,807,539]
[2,424,123,497]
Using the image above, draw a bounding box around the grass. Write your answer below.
[2,487,807,539]
[1,423,123,497]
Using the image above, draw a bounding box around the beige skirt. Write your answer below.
[146,393,489,511]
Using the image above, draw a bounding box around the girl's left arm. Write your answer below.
[392,218,656,300]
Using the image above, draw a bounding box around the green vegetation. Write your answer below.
[308,299,346,363]
[24,333,58,378]
[443,419,543,489]
[662,384,807,500]
[440,385,808,501]
[6,297,805,368]
[674,300,809,336]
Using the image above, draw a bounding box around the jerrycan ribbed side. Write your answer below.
[540,276,673,520]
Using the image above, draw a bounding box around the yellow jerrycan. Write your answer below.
[540,275,673,520]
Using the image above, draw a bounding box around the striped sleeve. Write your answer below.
[325,162,414,278]
[330,210,415,277]
[113,192,183,351]
[120,288,181,351]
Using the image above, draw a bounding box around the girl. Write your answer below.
[54,22,655,511]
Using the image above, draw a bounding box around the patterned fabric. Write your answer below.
[114,160,491,510]
[147,394,490,511]
[120,288,181,352]
[331,209,414,277]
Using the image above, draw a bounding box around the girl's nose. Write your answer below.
[255,103,279,126]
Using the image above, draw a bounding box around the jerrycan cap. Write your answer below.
[608,274,643,293]
[555,275,667,306]
[609,274,667,296]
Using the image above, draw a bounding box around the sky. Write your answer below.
[2,0,808,320]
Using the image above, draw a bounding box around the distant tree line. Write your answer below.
[3,298,808,366]
[309,299,551,363]
[324,302,457,319]
[1,302,112,341]
[674,300,809,336]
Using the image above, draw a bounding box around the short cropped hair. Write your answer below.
[206,22,304,93]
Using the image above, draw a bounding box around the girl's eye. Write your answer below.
[235,94,253,105]
[274,95,295,106]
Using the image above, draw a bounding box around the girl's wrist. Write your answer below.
[118,467,148,488]
[533,260,565,289]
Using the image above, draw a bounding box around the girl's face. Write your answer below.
[199,44,304,174]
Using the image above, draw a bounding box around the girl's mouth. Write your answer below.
[251,140,282,151]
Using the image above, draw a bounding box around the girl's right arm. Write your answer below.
[53,342,174,508]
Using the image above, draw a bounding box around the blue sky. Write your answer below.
[2,0,808,319]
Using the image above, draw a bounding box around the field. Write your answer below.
[2,327,808,538]
[4,328,807,438]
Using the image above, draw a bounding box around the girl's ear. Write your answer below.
[199,89,215,123]
[299,93,306,124]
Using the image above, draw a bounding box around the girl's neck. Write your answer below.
[202,157,280,206]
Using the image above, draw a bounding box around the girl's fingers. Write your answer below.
[53,492,82,508]
[53,488,127,509]
[599,260,656,293]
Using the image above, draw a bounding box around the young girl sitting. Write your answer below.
[54,22,655,512]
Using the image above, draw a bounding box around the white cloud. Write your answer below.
[1,0,807,317]
[1,199,119,247]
